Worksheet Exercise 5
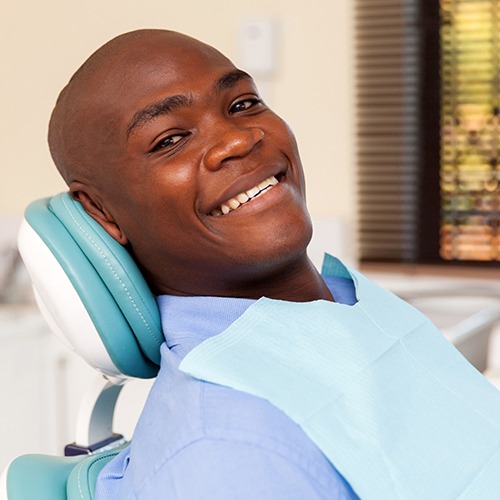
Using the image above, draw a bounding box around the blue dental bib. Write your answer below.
[180,257,500,499]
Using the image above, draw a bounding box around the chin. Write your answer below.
[238,213,313,270]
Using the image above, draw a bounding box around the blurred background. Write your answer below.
[1,0,500,474]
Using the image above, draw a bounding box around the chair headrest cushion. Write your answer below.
[22,193,164,378]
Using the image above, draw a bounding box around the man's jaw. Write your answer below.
[210,175,280,216]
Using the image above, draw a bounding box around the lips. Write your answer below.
[210,175,279,216]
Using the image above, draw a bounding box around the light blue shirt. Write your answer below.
[94,274,358,499]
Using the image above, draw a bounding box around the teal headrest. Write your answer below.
[23,193,164,378]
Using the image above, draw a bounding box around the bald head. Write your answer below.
[48,29,230,186]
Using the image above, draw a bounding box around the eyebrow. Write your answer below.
[126,69,253,140]
[214,69,252,93]
[127,94,193,139]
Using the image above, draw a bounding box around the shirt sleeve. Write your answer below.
[134,437,355,500]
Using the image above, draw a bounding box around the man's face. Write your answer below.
[80,33,312,296]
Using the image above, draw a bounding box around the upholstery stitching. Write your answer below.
[76,459,85,500]
[61,196,162,347]
[76,452,121,500]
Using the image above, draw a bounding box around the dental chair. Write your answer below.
[0,193,165,500]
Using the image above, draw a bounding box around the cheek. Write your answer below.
[135,154,197,209]
[267,115,303,162]
[101,167,192,247]
[135,168,202,243]
[271,121,306,193]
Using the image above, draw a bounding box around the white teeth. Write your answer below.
[211,176,280,216]
[246,186,260,198]
[237,192,249,203]
[228,198,240,209]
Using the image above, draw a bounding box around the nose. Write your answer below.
[202,124,265,171]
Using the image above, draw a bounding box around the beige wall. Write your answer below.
[0,0,355,227]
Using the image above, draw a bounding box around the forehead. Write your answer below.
[67,33,241,174]
[91,35,237,117]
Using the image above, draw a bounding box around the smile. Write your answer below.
[210,176,279,216]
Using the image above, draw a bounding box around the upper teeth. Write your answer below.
[211,176,279,216]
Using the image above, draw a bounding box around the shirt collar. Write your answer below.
[157,254,356,358]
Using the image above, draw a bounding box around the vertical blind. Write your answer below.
[355,0,421,262]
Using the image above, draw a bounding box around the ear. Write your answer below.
[69,183,129,246]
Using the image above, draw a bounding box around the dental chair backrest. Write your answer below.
[1,193,165,500]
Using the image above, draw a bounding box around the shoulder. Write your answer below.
[128,367,352,498]
[201,380,320,464]
[132,345,318,459]
[136,436,355,499]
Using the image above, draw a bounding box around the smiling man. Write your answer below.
[47,29,500,500]
[48,29,357,499]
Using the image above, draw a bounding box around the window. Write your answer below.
[440,0,500,261]
[356,0,499,266]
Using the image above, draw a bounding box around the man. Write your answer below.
[49,29,357,498]
[48,29,500,500]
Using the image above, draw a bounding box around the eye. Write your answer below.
[151,133,186,153]
[229,97,262,114]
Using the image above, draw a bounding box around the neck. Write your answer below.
[224,254,334,303]
[151,253,334,302]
